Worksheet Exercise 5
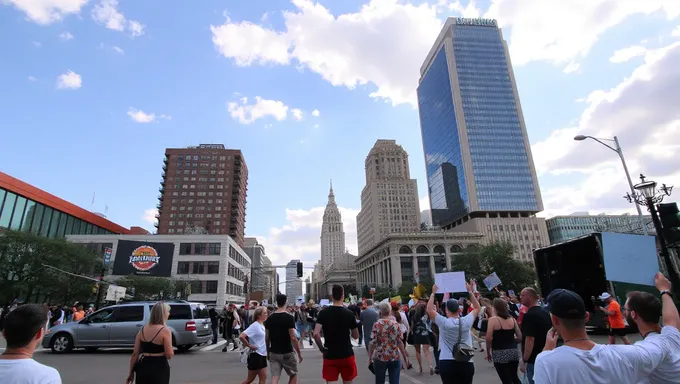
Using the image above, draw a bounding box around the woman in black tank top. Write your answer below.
[127,302,174,384]
[485,298,522,384]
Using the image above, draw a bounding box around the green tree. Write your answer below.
[397,281,414,298]
[360,285,371,298]
[0,230,103,306]
[451,242,535,293]
[342,284,358,297]
[115,275,175,300]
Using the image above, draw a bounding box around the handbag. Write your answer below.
[452,317,474,362]
[240,347,252,365]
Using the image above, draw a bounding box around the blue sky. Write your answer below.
[2,0,680,282]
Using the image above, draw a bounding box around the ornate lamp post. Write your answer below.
[624,174,679,295]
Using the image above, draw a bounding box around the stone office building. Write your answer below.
[355,230,484,289]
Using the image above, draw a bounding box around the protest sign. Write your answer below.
[434,271,467,293]
[483,272,502,290]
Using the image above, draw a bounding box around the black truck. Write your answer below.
[533,232,659,332]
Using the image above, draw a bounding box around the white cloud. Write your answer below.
[672,25,680,37]
[56,70,81,89]
[419,195,430,211]
[211,0,443,106]
[127,108,170,123]
[254,206,359,268]
[609,45,647,63]
[210,0,680,106]
[59,31,73,40]
[532,40,680,216]
[27,76,37,82]
[227,96,291,124]
[3,0,87,25]
[91,0,145,37]
[128,20,145,37]
[142,208,157,224]
[112,45,124,55]
[485,0,680,71]
[32,41,41,47]
[291,108,303,121]
[311,109,320,117]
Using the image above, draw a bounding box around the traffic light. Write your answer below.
[659,203,680,243]
[296,262,303,278]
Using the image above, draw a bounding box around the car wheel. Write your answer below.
[176,345,193,353]
[50,333,74,354]
[84,347,99,353]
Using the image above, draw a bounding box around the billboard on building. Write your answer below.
[112,240,175,277]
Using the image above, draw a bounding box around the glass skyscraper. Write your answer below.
[418,17,543,228]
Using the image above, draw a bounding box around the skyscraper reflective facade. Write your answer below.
[418,18,543,228]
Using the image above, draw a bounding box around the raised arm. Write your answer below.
[655,272,679,329]
[427,284,439,320]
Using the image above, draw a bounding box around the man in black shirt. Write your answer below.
[265,294,303,384]
[314,285,359,383]
[520,287,552,384]
[306,303,318,346]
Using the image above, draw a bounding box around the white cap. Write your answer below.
[599,292,611,300]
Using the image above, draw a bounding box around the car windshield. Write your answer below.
[191,304,209,319]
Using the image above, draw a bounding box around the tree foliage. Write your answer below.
[451,242,536,292]
[0,230,103,306]
[114,275,176,300]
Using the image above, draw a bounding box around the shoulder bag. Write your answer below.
[452,317,474,362]
[240,347,252,365]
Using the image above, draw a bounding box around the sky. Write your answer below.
[2,0,680,288]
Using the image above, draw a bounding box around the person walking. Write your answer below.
[72,305,86,322]
[0,304,62,383]
[368,302,410,384]
[239,307,269,384]
[597,292,631,345]
[519,287,552,384]
[265,294,303,384]
[411,303,435,375]
[126,302,173,384]
[360,299,379,349]
[209,307,220,345]
[427,283,480,384]
[314,285,360,383]
[485,298,522,384]
[306,301,318,346]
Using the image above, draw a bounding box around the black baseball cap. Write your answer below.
[546,289,587,319]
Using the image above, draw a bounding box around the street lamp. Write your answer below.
[574,135,648,235]
[624,174,679,296]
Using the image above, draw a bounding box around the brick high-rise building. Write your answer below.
[156,144,248,246]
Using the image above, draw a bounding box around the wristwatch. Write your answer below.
[660,290,673,298]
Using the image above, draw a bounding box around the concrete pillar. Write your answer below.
[429,255,436,278]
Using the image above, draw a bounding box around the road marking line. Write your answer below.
[200,340,226,352]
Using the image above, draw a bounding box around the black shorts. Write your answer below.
[609,328,627,337]
[248,353,268,371]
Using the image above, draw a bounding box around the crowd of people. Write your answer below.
[1,273,679,384]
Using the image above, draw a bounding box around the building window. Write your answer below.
[207,261,219,274]
[179,243,192,255]
[205,281,218,293]
[192,262,204,274]
[208,243,220,255]
[194,243,206,255]
[177,262,190,274]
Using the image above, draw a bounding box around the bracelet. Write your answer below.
[660,290,673,298]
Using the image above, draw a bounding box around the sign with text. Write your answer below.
[104,247,112,265]
[483,272,502,291]
[434,271,467,293]
[105,285,126,301]
[319,299,330,306]
[112,240,175,277]
[455,18,497,27]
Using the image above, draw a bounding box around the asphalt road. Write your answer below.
[2,334,640,384]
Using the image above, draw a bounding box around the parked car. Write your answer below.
[43,300,212,354]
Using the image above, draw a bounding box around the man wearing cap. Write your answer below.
[596,292,630,345]
[533,273,680,384]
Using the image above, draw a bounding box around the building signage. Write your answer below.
[455,18,497,27]
[112,240,175,277]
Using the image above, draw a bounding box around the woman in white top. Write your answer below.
[238,307,268,384]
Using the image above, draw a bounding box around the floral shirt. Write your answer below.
[370,318,401,362]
